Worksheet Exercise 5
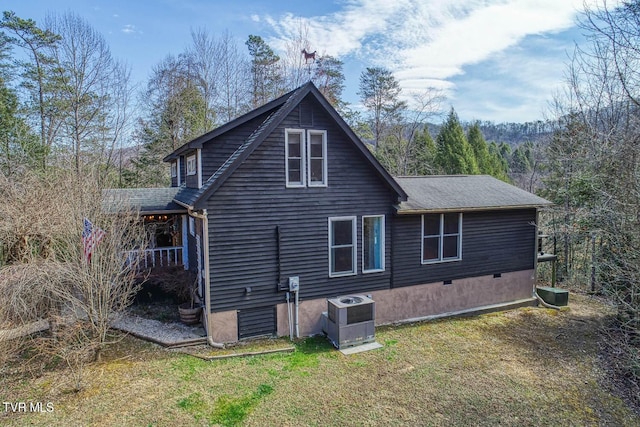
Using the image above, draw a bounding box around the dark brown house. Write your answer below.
[114,82,551,344]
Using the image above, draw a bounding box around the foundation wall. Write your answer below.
[211,270,534,343]
[208,310,238,344]
[276,269,534,339]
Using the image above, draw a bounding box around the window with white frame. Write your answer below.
[171,161,177,178]
[329,217,356,277]
[285,128,327,187]
[307,130,327,186]
[186,154,197,176]
[363,215,385,273]
[422,213,462,263]
[189,217,195,236]
[285,129,305,187]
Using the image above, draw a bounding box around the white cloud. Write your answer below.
[260,0,618,120]
[264,0,412,57]
[121,24,140,35]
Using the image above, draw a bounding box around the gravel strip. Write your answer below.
[111,313,206,347]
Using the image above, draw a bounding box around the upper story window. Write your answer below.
[171,162,177,178]
[285,129,305,187]
[186,154,197,176]
[307,130,327,186]
[285,129,327,187]
[422,213,462,264]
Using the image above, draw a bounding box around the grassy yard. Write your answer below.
[1,293,638,426]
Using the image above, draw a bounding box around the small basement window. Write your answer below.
[422,213,462,263]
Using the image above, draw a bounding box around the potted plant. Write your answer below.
[177,274,201,325]
[156,268,201,325]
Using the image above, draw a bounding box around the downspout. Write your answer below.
[189,208,225,348]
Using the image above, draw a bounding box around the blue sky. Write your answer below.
[4,0,609,123]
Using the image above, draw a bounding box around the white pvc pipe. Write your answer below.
[286,292,293,340]
[295,290,299,339]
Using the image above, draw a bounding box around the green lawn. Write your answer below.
[1,293,637,426]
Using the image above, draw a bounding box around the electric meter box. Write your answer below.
[288,276,299,292]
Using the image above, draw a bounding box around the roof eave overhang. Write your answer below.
[395,204,552,214]
[172,198,195,211]
[139,209,188,215]
[163,90,296,163]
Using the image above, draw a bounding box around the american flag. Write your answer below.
[82,218,106,263]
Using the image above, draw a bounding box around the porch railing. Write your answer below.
[124,246,183,270]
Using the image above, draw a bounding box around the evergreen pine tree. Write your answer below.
[435,109,479,174]
[467,122,491,173]
[412,127,437,175]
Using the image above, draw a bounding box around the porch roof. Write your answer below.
[394,175,552,214]
[103,188,188,215]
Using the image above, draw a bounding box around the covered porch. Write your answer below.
[103,187,191,272]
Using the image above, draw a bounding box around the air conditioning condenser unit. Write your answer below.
[322,295,375,349]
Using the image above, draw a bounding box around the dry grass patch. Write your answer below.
[1,293,638,426]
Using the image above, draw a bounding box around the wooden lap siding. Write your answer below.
[200,114,273,179]
[392,209,537,288]
[206,100,397,313]
[237,306,277,339]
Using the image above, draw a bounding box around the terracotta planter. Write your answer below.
[178,303,201,325]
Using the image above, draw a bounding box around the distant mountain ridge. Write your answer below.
[426,120,554,146]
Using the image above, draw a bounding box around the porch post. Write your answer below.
[181,214,189,270]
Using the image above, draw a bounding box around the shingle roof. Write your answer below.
[163,88,306,162]
[394,175,552,213]
[102,187,187,214]
[172,186,201,209]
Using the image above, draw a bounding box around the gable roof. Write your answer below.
[102,187,187,215]
[394,175,552,214]
[171,82,407,209]
[163,89,298,162]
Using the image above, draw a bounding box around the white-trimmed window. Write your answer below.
[422,213,462,263]
[186,154,197,176]
[329,216,357,277]
[285,128,328,187]
[176,157,182,186]
[307,130,327,186]
[171,161,177,178]
[189,217,195,236]
[363,215,385,273]
[285,129,305,187]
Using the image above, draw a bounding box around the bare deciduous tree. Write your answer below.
[543,0,640,393]
[44,12,133,183]
[0,169,146,389]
